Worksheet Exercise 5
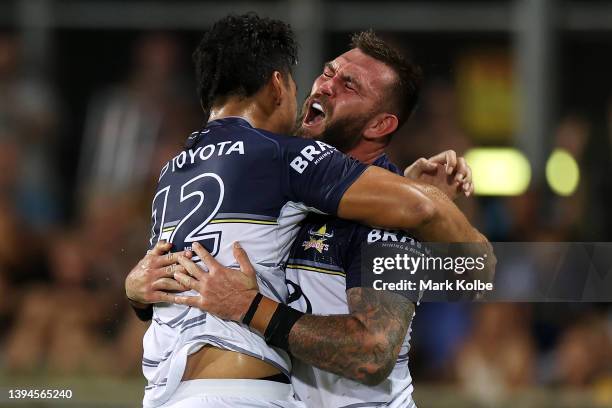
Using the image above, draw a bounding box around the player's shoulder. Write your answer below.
[254,128,334,152]
[210,118,336,162]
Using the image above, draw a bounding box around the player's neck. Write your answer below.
[346,140,387,165]
[209,98,281,133]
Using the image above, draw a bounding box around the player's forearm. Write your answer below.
[411,182,483,242]
[244,288,414,386]
[289,288,414,386]
[338,167,483,243]
[413,185,496,281]
[245,296,410,385]
[288,313,403,385]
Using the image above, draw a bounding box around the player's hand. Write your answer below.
[171,241,259,322]
[125,241,192,306]
[403,150,473,199]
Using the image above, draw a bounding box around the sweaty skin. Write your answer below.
[183,346,280,380]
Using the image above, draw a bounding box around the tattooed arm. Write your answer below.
[288,287,415,386]
[171,242,415,386]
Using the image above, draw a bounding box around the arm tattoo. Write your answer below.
[288,288,415,385]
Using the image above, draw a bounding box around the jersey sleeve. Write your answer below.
[344,225,371,290]
[281,138,367,215]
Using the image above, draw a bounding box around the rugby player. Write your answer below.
[126,14,491,408]
[158,31,486,408]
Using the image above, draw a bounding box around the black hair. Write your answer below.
[193,13,298,122]
[351,30,422,128]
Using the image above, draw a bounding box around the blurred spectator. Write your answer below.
[553,316,611,389]
[388,80,472,169]
[0,32,63,230]
[76,33,198,208]
[78,193,149,291]
[5,230,113,373]
[411,303,473,379]
[3,192,153,375]
[387,79,481,226]
[0,130,48,283]
[453,304,535,404]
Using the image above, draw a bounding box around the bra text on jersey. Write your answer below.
[290,141,334,174]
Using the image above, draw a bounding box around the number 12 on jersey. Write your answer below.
[149,173,224,256]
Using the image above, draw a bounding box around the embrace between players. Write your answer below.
[124,13,494,408]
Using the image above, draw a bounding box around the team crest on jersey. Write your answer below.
[302,224,332,253]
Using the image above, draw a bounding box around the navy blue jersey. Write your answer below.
[286,154,407,299]
[285,154,421,408]
[142,117,367,408]
[149,117,366,254]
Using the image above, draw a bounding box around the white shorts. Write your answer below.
[158,379,305,408]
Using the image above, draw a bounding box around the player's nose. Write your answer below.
[317,78,334,97]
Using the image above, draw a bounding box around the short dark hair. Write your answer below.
[350,30,422,128]
[193,13,298,121]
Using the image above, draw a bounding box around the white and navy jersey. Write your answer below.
[142,117,367,407]
[286,155,419,408]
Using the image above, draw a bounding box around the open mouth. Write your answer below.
[303,100,326,127]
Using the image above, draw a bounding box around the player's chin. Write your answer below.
[297,122,325,140]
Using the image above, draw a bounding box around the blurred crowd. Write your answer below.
[0,29,610,405]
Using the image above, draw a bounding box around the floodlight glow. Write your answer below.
[546,148,579,196]
[464,148,531,196]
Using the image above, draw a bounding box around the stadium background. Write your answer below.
[0,0,610,406]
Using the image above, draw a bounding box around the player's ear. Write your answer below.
[270,71,285,105]
[363,112,398,140]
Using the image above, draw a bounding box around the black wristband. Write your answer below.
[263,303,304,353]
[130,302,153,321]
[242,292,263,325]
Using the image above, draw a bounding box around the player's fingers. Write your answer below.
[464,182,474,197]
[426,151,447,165]
[149,250,191,269]
[172,295,202,308]
[150,290,178,304]
[192,242,222,273]
[463,158,473,184]
[157,264,188,279]
[176,255,206,281]
[454,157,467,182]
[232,242,256,278]
[152,278,187,292]
[149,240,172,256]
[417,157,437,172]
[173,271,201,292]
[455,157,471,182]
[403,164,415,178]
[444,150,457,175]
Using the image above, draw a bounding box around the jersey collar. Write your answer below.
[206,116,254,128]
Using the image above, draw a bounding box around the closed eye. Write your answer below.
[323,62,335,78]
